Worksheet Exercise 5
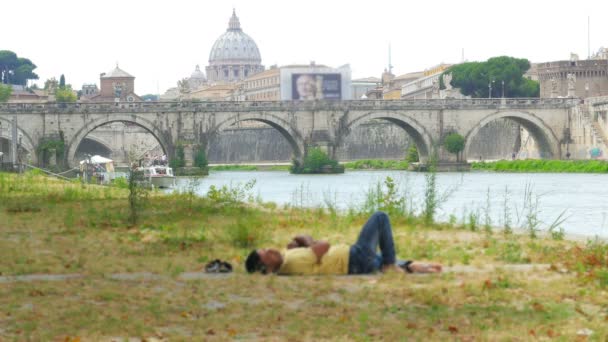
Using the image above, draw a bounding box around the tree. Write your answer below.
[194,145,208,169]
[170,143,186,169]
[406,145,419,163]
[0,50,17,84]
[0,51,38,86]
[59,74,65,89]
[55,88,76,102]
[443,133,465,162]
[44,78,58,93]
[441,56,539,98]
[0,84,11,102]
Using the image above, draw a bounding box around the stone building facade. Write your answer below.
[84,65,141,102]
[537,59,608,98]
[242,67,280,101]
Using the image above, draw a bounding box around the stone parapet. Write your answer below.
[0,98,580,115]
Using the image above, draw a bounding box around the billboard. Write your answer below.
[291,73,342,100]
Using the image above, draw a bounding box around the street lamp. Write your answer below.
[488,80,495,99]
[502,80,505,98]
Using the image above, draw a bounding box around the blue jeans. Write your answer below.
[348,211,397,274]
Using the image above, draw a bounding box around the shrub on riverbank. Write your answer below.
[472,159,608,173]
[290,148,344,174]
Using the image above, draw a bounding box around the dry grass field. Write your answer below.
[0,172,607,341]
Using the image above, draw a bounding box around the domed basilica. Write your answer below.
[206,9,264,83]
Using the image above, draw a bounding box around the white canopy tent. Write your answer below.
[80,155,115,172]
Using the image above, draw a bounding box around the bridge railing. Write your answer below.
[0,98,581,114]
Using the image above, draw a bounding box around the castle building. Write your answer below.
[206,10,264,83]
[537,50,608,98]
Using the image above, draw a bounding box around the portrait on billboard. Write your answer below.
[292,73,341,100]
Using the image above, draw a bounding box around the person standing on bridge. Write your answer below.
[245,211,442,275]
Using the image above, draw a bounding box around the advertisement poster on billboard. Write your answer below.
[291,73,341,100]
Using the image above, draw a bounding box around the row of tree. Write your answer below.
[441,56,539,98]
[0,50,38,86]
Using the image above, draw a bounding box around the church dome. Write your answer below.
[190,65,206,80]
[208,10,261,65]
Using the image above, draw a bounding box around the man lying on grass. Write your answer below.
[246,211,442,275]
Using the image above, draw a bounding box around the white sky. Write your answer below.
[4,0,607,95]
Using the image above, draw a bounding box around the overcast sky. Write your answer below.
[4,0,607,95]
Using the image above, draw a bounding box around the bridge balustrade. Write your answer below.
[0,98,580,115]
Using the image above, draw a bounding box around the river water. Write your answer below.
[169,171,608,238]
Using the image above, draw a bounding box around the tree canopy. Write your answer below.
[443,133,465,161]
[441,56,539,98]
[0,50,39,86]
[0,84,11,102]
[55,88,77,103]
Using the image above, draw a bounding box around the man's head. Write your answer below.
[245,248,283,274]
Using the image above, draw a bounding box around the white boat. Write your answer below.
[140,166,176,188]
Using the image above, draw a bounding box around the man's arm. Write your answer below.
[287,235,315,249]
[310,241,330,263]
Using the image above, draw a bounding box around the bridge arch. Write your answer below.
[210,112,305,159]
[339,111,433,162]
[66,114,171,167]
[0,117,36,164]
[74,136,113,159]
[464,111,561,160]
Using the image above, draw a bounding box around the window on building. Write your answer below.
[234,70,239,78]
[224,70,229,78]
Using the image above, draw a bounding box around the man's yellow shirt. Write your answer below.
[278,244,350,275]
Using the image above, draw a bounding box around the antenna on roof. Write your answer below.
[588,16,591,59]
[388,43,393,74]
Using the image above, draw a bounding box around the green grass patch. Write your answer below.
[343,159,409,170]
[472,159,608,173]
[209,164,259,171]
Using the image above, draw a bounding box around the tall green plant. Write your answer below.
[422,150,438,225]
[128,169,148,225]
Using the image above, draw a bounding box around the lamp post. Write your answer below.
[502,80,505,98]
[488,80,495,99]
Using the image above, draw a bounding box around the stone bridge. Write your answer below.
[0,98,581,167]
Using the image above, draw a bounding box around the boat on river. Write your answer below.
[139,165,176,188]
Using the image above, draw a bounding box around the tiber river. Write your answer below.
[169,171,608,238]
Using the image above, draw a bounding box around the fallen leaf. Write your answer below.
[529,329,536,337]
[547,329,558,337]
[206,329,215,335]
[227,328,237,337]
[532,302,545,312]
[29,289,44,297]
[406,322,417,329]
[448,326,458,334]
